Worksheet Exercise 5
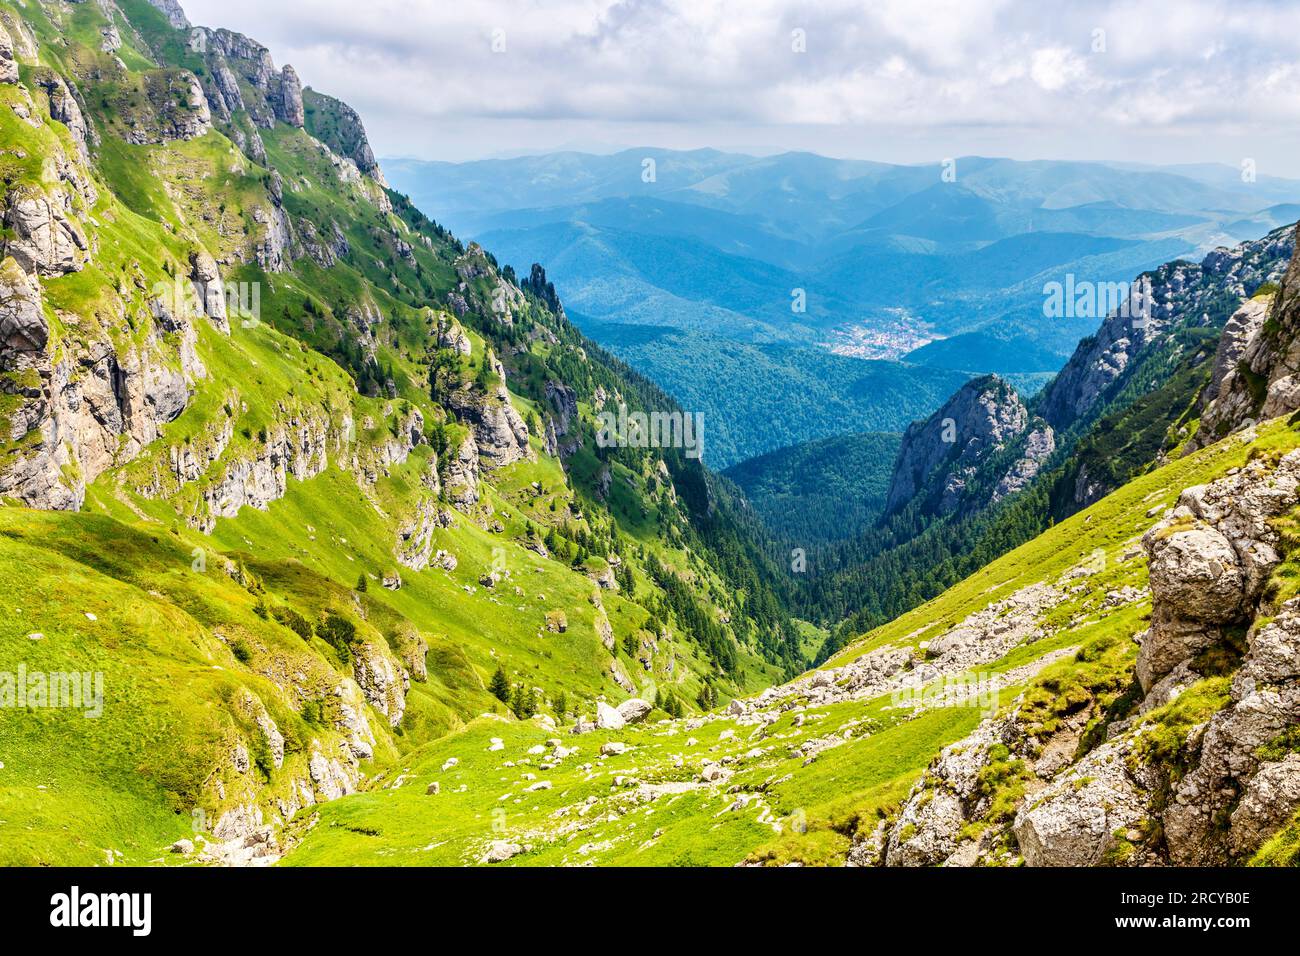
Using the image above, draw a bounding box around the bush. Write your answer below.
[272,605,313,641]
[318,612,357,664]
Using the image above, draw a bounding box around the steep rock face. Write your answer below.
[446,357,534,469]
[36,73,93,162]
[352,640,407,727]
[885,375,1043,516]
[543,379,580,457]
[1135,452,1300,863]
[1204,297,1269,413]
[0,21,18,84]
[1138,451,1300,692]
[991,425,1055,503]
[1,260,202,510]
[445,433,481,509]
[194,28,303,132]
[146,0,191,29]
[2,185,90,277]
[302,88,385,183]
[275,66,305,128]
[195,411,330,531]
[189,249,230,333]
[1039,228,1292,436]
[435,314,472,357]
[1195,228,1300,446]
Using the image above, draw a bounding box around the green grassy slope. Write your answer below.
[0,0,795,864]
[276,413,1300,867]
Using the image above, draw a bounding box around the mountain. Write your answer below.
[386,150,1300,466]
[286,357,1300,869]
[272,226,1300,869]
[786,224,1293,660]
[4,0,1300,874]
[883,375,1054,517]
[0,0,800,865]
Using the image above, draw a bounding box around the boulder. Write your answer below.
[482,841,522,864]
[1013,741,1154,866]
[595,702,625,731]
[617,698,652,723]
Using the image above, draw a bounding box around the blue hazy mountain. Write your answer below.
[384,150,1300,466]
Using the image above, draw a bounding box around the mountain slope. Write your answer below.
[277,409,1300,868]
[0,0,797,865]
[721,432,901,547]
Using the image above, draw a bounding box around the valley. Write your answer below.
[0,0,1298,876]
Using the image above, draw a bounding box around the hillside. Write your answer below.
[281,409,1300,867]
[722,432,901,547]
[0,0,798,865]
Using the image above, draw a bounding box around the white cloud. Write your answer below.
[179,0,1300,167]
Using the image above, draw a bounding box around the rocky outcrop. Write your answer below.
[885,375,1039,516]
[991,425,1054,502]
[0,21,18,84]
[1041,227,1292,436]
[302,88,385,183]
[1,259,201,511]
[1012,737,1160,866]
[189,250,230,333]
[435,314,472,357]
[1160,601,1300,863]
[445,433,481,509]
[394,484,453,572]
[348,405,425,485]
[195,411,330,531]
[195,29,306,132]
[275,66,305,128]
[122,70,213,144]
[353,640,407,727]
[2,186,89,277]
[36,73,93,162]
[446,357,534,470]
[543,380,581,458]
[146,0,191,29]
[1195,229,1300,447]
[1137,449,1300,692]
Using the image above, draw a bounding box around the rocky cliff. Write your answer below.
[1193,225,1300,448]
[884,375,1053,518]
[1038,227,1292,437]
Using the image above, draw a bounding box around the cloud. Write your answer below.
[180,0,1300,165]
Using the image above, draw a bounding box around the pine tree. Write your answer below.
[489,665,511,703]
[355,573,368,592]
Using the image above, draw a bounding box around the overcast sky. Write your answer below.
[182,0,1300,173]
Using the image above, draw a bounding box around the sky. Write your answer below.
[181,0,1300,173]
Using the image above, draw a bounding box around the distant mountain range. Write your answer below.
[385,150,1300,467]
